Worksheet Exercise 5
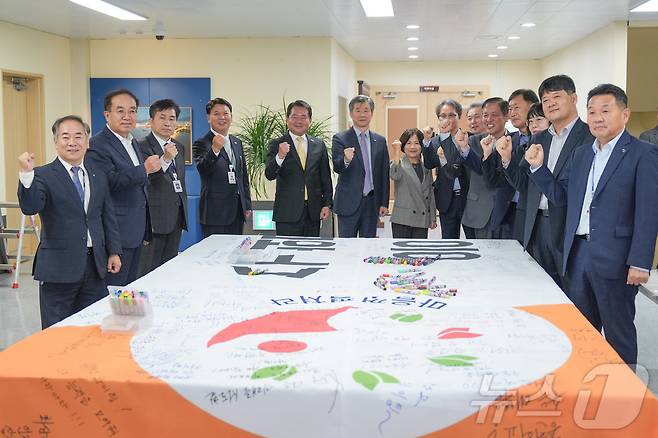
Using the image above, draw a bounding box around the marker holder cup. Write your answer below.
[101,286,153,333]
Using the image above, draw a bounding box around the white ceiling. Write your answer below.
[1,0,657,61]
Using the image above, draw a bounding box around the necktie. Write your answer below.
[70,166,84,203]
[296,136,308,200]
[225,137,236,168]
[359,132,374,196]
[296,136,306,170]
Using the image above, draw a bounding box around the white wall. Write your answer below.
[330,40,357,132]
[356,60,542,100]
[89,37,334,125]
[0,20,73,197]
[541,21,628,116]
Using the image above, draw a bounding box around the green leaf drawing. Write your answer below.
[389,313,405,320]
[429,355,478,367]
[372,371,400,384]
[274,366,297,381]
[251,365,288,379]
[398,314,423,323]
[353,370,379,391]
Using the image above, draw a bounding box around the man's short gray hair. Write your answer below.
[349,95,375,112]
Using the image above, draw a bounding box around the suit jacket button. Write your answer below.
[422,212,425,215]
[413,210,416,214]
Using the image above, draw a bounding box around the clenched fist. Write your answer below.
[524,144,544,169]
[163,143,178,161]
[18,152,35,173]
[278,142,290,160]
[496,135,513,164]
[454,129,469,153]
[211,135,225,154]
[480,135,495,160]
[144,155,162,174]
[344,147,355,163]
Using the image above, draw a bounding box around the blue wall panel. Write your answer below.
[89,77,210,251]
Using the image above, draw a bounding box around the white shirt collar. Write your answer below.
[210,128,229,140]
[152,132,170,147]
[106,124,133,143]
[592,129,624,153]
[548,116,579,137]
[58,156,86,174]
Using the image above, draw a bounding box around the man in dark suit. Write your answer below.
[455,98,518,239]
[422,99,469,239]
[17,116,122,328]
[497,75,594,288]
[332,95,390,238]
[137,99,188,275]
[87,89,162,286]
[193,98,252,237]
[505,89,540,241]
[265,100,333,236]
[527,84,658,365]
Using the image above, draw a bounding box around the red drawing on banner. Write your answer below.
[207,306,354,348]
[437,327,483,339]
[258,340,308,353]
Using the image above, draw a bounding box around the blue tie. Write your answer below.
[70,166,84,203]
[359,132,374,195]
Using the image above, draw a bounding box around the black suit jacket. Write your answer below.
[503,118,594,261]
[138,133,188,234]
[87,126,151,248]
[422,135,470,214]
[18,158,121,283]
[193,131,252,226]
[332,128,390,216]
[264,133,333,223]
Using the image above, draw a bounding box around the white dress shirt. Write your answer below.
[107,124,140,167]
[539,117,579,210]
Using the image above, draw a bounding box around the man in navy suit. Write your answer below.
[332,95,389,238]
[496,75,594,288]
[87,89,162,286]
[527,84,658,365]
[193,97,252,237]
[422,99,470,239]
[17,116,122,328]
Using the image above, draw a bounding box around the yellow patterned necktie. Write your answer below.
[296,136,307,200]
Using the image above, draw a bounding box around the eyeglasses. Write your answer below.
[112,108,137,117]
[438,113,458,120]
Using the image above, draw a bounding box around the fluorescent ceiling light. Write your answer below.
[69,0,147,20]
[497,45,508,49]
[508,35,521,40]
[406,24,420,29]
[408,55,419,59]
[408,47,419,51]
[631,0,658,12]
[521,22,536,27]
[360,0,394,17]
[407,37,419,41]
[488,54,499,58]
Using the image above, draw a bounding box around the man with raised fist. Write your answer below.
[527,84,658,366]
[18,115,121,328]
[86,89,160,286]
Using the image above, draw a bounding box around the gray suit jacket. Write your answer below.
[639,125,658,146]
[460,133,497,229]
[139,133,188,234]
[390,156,436,228]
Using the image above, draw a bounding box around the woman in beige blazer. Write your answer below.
[390,128,437,238]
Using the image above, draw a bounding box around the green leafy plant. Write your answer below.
[238,100,333,199]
